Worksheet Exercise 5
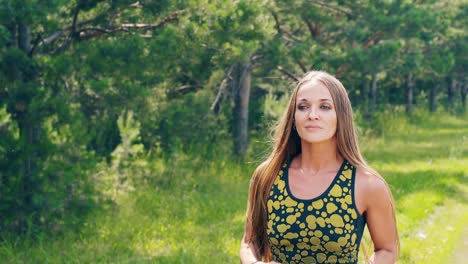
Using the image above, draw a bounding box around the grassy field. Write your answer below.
[1,112,467,263]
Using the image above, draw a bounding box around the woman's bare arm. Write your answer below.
[240,229,280,264]
[240,232,262,264]
[365,176,399,264]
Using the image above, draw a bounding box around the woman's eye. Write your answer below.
[298,104,309,110]
[320,104,332,110]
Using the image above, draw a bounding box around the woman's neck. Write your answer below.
[297,138,342,173]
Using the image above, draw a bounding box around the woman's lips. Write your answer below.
[305,125,321,130]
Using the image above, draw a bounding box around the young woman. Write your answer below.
[240,71,398,264]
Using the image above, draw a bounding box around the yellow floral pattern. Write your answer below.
[267,160,365,264]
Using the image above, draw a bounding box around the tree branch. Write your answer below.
[28,34,42,57]
[310,0,354,18]
[71,7,80,39]
[109,1,143,27]
[167,84,204,98]
[39,16,106,48]
[303,18,320,39]
[211,66,234,114]
[335,31,384,78]
[271,10,283,35]
[363,31,384,48]
[77,11,182,41]
[76,27,113,40]
[297,60,307,73]
[36,2,183,55]
[277,66,299,81]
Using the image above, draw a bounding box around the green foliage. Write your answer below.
[0,112,466,263]
[0,24,9,48]
[365,105,412,136]
[98,110,150,202]
[39,115,99,230]
[153,90,231,157]
[0,0,465,239]
[0,48,36,81]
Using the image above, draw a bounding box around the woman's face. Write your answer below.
[294,79,337,144]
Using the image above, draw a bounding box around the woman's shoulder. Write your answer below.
[355,166,390,196]
[354,166,394,213]
[253,160,269,174]
[253,156,290,173]
[249,160,271,183]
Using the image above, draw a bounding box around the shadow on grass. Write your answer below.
[386,169,467,205]
[364,133,467,164]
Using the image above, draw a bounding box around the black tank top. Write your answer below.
[267,159,366,263]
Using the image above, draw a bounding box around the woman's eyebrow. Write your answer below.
[297,98,332,102]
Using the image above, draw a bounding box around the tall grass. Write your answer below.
[1,110,467,263]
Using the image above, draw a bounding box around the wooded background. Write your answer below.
[0,0,466,235]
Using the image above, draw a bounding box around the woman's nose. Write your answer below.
[308,107,319,120]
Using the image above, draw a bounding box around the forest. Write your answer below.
[0,0,467,262]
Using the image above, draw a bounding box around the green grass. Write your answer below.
[1,111,467,263]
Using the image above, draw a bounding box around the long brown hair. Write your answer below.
[244,70,398,260]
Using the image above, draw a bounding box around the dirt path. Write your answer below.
[448,225,468,264]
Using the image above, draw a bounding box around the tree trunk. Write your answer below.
[360,73,370,120]
[233,63,252,159]
[461,78,467,113]
[406,72,414,115]
[359,73,365,106]
[18,23,31,54]
[15,22,41,229]
[447,76,456,111]
[17,22,39,172]
[370,72,377,114]
[429,82,437,112]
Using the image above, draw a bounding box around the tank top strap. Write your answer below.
[326,159,355,198]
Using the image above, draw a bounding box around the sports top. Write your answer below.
[267,159,366,264]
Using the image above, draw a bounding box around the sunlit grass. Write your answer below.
[399,199,468,263]
[0,111,467,263]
